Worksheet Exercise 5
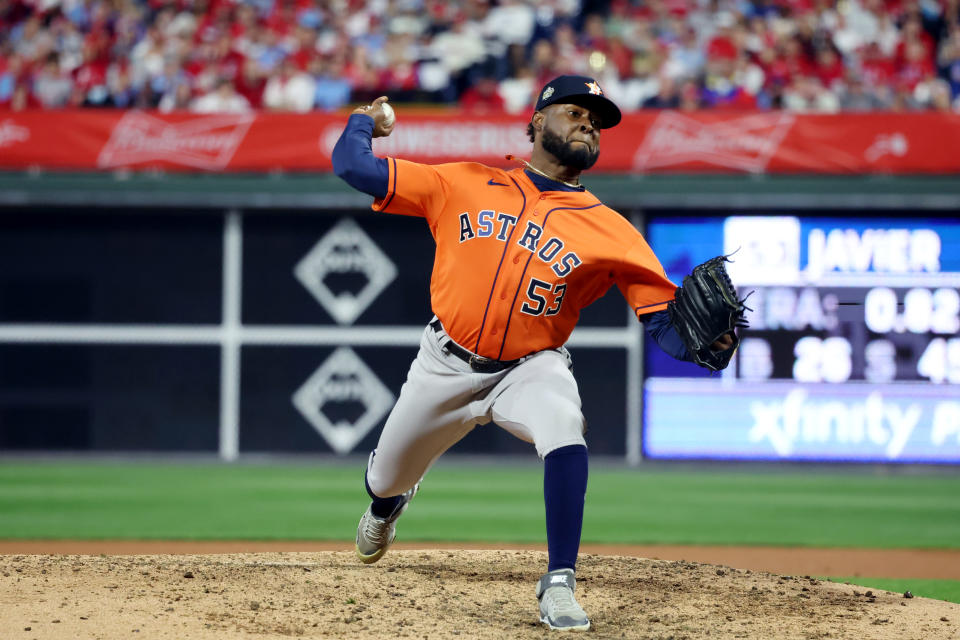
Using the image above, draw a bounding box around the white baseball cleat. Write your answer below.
[354,483,419,564]
[536,568,591,631]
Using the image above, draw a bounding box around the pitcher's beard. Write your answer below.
[541,128,599,171]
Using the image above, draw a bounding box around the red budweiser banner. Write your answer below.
[1,109,958,174]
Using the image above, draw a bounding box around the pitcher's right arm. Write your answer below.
[331,113,389,199]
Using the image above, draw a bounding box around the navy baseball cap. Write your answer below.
[534,75,622,128]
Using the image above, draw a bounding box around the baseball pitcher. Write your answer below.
[331,75,746,632]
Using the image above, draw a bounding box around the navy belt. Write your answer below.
[430,319,522,374]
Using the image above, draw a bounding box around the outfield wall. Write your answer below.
[0,203,642,459]
[0,173,957,464]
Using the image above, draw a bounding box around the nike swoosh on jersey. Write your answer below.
[487,178,509,186]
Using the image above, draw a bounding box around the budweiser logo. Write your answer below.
[0,119,30,147]
[98,112,254,169]
[864,132,908,162]
[320,122,529,160]
[633,112,795,173]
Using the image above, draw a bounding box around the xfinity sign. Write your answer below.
[644,378,960,463]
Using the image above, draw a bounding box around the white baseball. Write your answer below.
[380,102,395,127]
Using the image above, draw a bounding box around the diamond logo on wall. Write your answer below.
[292,347,395,454]
[294,218,398,325]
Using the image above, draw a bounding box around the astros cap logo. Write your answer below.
[533,74,622,128]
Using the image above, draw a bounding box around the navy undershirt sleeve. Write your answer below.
[641,309,693,361]
[331,113,389,200]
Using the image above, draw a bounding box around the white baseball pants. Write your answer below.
[365,319,587,498]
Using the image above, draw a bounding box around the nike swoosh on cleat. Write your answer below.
[487,178,508,186]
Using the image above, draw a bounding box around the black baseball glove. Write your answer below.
[667,255,751,372]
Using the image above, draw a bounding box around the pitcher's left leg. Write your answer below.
[490,351,590,631]
[536,443,590,630]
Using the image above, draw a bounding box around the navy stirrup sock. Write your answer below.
[543,444,588,573]
[365,471,405,519]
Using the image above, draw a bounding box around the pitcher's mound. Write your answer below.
[2,550,957,639]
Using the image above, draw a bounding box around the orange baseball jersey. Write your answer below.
[373,159,678,361]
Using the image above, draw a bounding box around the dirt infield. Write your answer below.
[2,540,959,579]
[2,549,958,640]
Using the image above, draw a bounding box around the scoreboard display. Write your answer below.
[643,215,960,463]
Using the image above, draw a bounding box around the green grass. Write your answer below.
[826,578,960,604]
[0,461,957,548]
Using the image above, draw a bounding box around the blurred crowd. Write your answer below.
[2,0,959,113]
